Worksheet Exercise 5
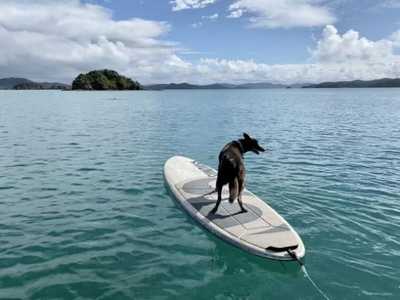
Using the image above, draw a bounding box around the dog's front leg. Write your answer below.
[237,193,247,213]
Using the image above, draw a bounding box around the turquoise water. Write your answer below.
[0,89,399,299]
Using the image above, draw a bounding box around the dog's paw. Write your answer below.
[241,208,248,213]
[210,208,218,214]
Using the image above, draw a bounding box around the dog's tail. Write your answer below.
[229,177,239,203]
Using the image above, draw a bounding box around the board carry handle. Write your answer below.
[266,245,298,252]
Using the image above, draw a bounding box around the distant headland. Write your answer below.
[303,78,400,88]
[0,78,70,90]
[2,71,400,90]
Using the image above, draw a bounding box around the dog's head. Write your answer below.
[241,133,265,155]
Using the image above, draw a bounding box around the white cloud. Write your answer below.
[0,0,179,83]
[191,22,203,28]
[228,0,336,28]
[190,13,218,28]
[312,25,395,63]
[192,56,400,84]
[202,13,219,20]
[191,25,400,84]
[171,0,216,11]
[390,30,400,47]
[227,9,244,18]
[0,1,399,85]
[381,0,400,8]
[193,25,400,84]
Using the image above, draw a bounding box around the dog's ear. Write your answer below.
[243,133,251,140]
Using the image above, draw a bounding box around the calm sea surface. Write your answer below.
[0,89,399,299]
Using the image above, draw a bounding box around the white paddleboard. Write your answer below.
[164,156,305,261]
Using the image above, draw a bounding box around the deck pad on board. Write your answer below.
[176,177,298,250]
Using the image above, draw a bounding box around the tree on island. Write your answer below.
[72,69,142,90]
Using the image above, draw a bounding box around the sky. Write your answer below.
[1,0,400,84]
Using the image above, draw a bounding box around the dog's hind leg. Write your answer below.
[211,184,223,214]
[237,176,247,213]
[228,178,239,203]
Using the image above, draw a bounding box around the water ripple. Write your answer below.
[0,89,399,299]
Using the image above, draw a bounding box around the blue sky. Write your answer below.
[1,0,400,84]
[90,0,400,64]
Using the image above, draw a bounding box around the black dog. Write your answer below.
[210,133,265,214]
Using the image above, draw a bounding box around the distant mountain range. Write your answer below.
[0,77,294,90]
[303,78,400,88]
[147,78,400,90]
[144,82,293,90]
[0,77,70,90]
[3,76,400,91]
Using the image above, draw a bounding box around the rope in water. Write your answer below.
[287,249,331,300]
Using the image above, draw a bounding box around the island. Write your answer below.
[303,78,400,88]
[71,69,142,90]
